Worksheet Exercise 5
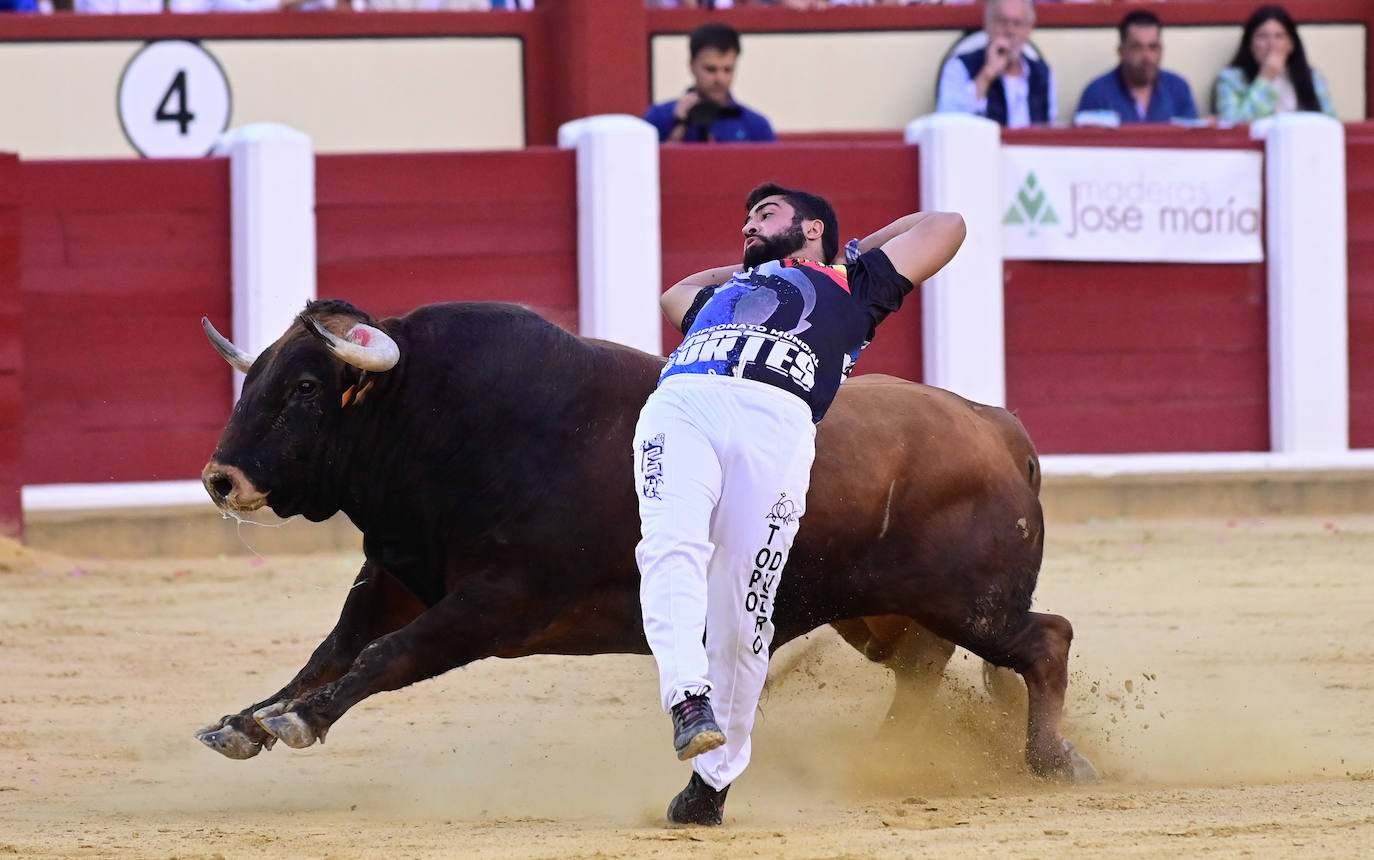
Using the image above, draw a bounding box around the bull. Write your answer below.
[195,299,1096,784]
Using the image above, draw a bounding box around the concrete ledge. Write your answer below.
[1041,469,1374,523]
[22,469,1374,558]
[25,505,361,559]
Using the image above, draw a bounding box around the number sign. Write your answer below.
[118,40,231,158]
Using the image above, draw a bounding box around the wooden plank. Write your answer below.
[1016,400,1270,455]
[20,159,231,487]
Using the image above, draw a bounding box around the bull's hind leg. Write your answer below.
[833,616,956,727]
[989,611,1096,782]
[195,561,426,759]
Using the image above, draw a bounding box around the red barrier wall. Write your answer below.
[0,155,20,537]
[1001,127,1269,454]
[11,123,1374,496]
[315,149,578,331]
[20,160,232,485]
[1350,124,1374,449]
[659,142,923,379]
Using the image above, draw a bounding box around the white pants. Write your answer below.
[633,373,816,790]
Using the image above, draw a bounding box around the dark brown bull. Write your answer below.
[195,299,1094,782]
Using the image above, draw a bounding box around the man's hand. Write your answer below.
[975,37,1017,99]
[665,90,704,142]
[673,90,703,124]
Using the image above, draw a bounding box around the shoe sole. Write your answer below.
[676,729,726,761]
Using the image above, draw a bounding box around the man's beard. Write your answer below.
[1123,65,1157,88]
[743,221,807,269]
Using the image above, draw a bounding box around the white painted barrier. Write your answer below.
[558,114,662,356]
[905,113,1006,407]
[210,123,318,401]
[1251,114,1349,455]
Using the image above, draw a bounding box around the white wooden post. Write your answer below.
[1251,113,1349,453]
[211,123,318,400]
[557,114,662,355]
[904,113,1005,407]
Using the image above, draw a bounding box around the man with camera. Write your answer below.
[936,0,1057,128]
[644,22,776,144]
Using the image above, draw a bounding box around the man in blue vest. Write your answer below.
[1076,10,1198,125]
[644,22,776,144]
[936,0,1056,128]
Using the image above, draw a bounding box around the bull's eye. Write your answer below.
[295,380,318,397]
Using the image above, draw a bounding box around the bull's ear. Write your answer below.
[303,316,400,372]
[202,317,254,373]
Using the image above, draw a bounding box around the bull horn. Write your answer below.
[305,317,400,372]
[201,317,255,373]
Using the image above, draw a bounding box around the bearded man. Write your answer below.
[632,183,965,826]
[1076,9,1199,124]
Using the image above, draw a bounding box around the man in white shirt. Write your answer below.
[936,0,1057,128]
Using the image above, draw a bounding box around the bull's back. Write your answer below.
[790,374,1041,601]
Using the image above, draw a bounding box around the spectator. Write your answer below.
[936,0,1056,128]
[73,0,162,9]
[644,22,776,143]
[1076,10,1198,124]
[1213,4,1335,122]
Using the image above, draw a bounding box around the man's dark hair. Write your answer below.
[746,182,839,265]
[1118,9,1162,44]
[690,22,742,60]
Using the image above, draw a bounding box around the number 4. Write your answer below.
[156,70,195,136]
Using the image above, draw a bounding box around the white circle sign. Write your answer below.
[118,40,231,158]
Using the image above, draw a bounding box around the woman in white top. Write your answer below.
[1213,4,1335,123]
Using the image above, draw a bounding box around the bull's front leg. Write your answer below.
[196,560,427,759]
[252,570,566,752]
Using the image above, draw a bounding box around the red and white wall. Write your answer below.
[7,115,1374,537]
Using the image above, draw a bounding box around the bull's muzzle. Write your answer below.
[202,462,269,512]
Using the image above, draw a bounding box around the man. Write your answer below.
[643,22,776,143]
[632,185,965,826]
[936,0,1056,128]
[1076,10,1199,124]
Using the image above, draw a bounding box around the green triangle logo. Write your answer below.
[1003,171,1060,235]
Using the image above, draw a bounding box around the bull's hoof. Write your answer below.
[254,704,319,749]
[1065,739,1101,783]
[195,722,263,760]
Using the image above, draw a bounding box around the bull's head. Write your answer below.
[200,300,400,521]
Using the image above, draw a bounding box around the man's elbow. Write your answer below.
[928,212,967,250]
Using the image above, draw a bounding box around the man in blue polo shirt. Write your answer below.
[1077,10,1198,124]
[644,22,776,144]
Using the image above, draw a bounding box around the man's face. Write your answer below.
[1119,24,1163,88]
[742,195,808,269]
[690,47,737,106]
[986,0,1033,55]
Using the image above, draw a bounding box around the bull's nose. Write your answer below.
[205,471,234,502]
[201,461,268,511]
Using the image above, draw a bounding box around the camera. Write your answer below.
[684,88,743,139]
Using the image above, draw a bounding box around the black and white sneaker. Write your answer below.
[670,693,725,760]
[667,771,730,826]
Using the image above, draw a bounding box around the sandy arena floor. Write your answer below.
[2,514,1373,858]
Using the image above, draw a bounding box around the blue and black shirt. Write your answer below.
[660,248,913,423]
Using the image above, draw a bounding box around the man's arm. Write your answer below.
[660,264,741,331]
[859,212,966,287]
[936,58,987,115]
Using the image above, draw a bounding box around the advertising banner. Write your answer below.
[1001,146,1264,263]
